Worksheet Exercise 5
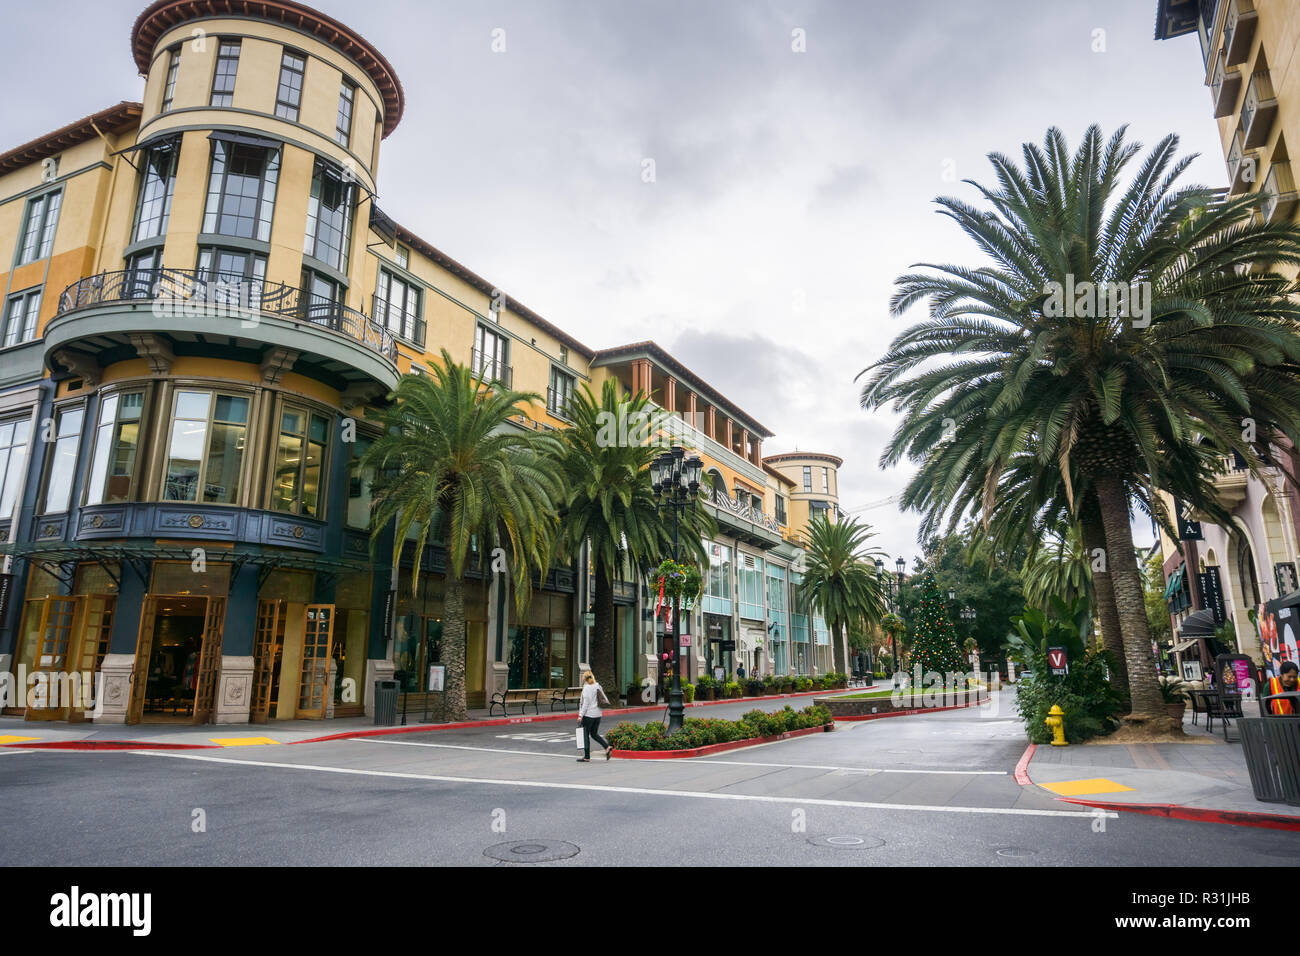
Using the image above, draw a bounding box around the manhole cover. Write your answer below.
[994,847,1036,858]
[484,839,580,863]
[807,835,885,849]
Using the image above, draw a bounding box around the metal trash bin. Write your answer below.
[374,679,399,726]
[1240,718,1286,803]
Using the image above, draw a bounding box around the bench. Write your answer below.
[550,686,584,712]
[489,687,541,717]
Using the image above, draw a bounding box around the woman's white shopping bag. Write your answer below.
[575,726,584,750]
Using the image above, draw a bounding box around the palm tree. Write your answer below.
[364,350,562,721]
[860,125,1300,733]
[798,513,888,673]
[1022,521,1092,614]
[551,380,712,696]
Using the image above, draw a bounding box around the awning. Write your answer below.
[208,129,282,151]
[1163,565,1184,600]
[1178,608,1218,638]
[1172,639,1197,653]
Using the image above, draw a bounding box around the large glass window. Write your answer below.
[775,494,787,525]
[85,390,145,506]
[272,406,329,517]
[198,247,266,309]
[162,390,249,504]
[0,416,32,518]
[738,552,765,620]
[374,269,423,344]
[346,435,373,529]
[802,465,811,491]
[209,39,241,107]
[160,46,180,112]
[18,191,61,265]
[548,366,575,419]
[703,540,732,608]
[303,160,355,272]
[473,324,510,385]
[274,50,307,121]
[202,140,279,241]
[335,79,355,147]
[132,141,179,243]
[40,405,84,514]
[2,289,41,348]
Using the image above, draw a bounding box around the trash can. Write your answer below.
[374,679,399,726]
[1240,715,1300,805]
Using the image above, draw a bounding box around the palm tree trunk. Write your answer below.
[444,572,469,722]
[1081,500,1129,708]
[831,621,846,675]
[591,563,617,700]
[1092,474,1175,730]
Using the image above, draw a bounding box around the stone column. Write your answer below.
[664,376,676,413]
[214,655,254,724]
[94,654,135,724]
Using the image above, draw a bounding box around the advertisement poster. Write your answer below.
[1258,597,1300,679]
[1214,654,1257,698]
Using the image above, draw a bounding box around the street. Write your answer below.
[2,692,1291,866]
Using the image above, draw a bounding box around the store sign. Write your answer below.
[1198,567,1226,626]
[1047,646,1068,675]
[1174,498,1202,540]
[1215,654,1258,698]
[1274,562,1299,597]
[679,634,692,648]
[583,612,595,628]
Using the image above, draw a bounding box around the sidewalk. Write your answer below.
[1022,711,1300,830]
[0,685,856,750]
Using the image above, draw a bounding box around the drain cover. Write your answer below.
[994,847,1036,858]
[807,835,885,849]
[484,839,580,863]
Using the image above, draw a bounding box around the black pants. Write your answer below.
[581,715,608,757]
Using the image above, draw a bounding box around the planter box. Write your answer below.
[814,689,982,718]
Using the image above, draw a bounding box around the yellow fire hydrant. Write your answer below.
[1045,705,1067,746]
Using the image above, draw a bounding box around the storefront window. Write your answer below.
[162,390,249,504]
[507,592,571,688]
[85,390,145,506]
[0,416,32,518]
[272,405,329,516]
[39,405,84,513]
[346,435,373,528]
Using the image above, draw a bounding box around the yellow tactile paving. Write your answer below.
[209,737,281,747]
[0,735,40,745]
[1040,777,1135,796]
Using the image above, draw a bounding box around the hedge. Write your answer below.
[606,705,833,752]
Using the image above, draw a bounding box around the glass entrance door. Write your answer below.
[26,596,79,721]
[251,599,284,723]
[297,604,334,718]
[191,597,227,724]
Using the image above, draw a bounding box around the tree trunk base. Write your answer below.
[1109,714,1185,742]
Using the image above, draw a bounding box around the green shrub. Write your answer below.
[606,705,832,751]
[683,683,696,703]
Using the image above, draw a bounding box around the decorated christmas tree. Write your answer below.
[907,571,967,676]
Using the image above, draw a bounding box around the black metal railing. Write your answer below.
[546,387,574,420]
[57,269,398,362]
[471,349,512,388]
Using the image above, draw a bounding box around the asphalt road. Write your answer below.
[2,691,1293,866]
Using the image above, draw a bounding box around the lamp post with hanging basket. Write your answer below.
[650,446,703,734]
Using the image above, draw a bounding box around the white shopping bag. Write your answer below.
[575,726,584,750]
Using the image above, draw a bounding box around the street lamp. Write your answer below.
[652,445,702,734]
[878,557,908,688]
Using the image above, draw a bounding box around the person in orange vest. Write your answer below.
[1267,661,1298,715]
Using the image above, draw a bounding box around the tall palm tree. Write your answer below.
[364,350,562,721]
[860,125,1300,732]
[1021,521,1092,614]
[798,513,888,673]
[552,381,713,697]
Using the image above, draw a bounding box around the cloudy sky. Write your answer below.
[2,0,1225,561]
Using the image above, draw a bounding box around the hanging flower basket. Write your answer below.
[654,558,703,606]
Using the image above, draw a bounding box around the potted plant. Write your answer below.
[695,675,714,701]
[1159,678,1188,723]
[683,682,696,703]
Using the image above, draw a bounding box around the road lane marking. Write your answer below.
[0,749,35,756]
[0,736,40,745]
[131,749,1110,819]
[356,738,1007,774]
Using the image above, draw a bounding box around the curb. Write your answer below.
[1017,741,1300,831]
[0,687,861,751]
[610,724,832,759]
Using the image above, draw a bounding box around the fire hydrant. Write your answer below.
[1045,705,1067,746]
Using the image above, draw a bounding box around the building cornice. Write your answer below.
[0,102,142,176]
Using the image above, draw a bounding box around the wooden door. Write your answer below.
[191,597,227,724]
[69,595,115,722]
[26,596,80,721]
[250,600,284,723]
[126,598,160,725]
[297,604,334,719]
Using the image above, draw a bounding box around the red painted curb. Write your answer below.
[1014,743,1036,785]
[829,698,987,721]
[610,724,832,759]
[1054,796,1300,832]
[0,687,864,751]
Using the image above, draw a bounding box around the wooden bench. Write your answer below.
[550,686,584,712]
[489,687,540,717]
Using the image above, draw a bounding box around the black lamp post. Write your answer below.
[651,446,702,734]
[877,556,908,689]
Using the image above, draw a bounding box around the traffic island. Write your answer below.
[814,687,988,720]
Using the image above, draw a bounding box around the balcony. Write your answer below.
[1222,0,1257,67]
[1211,454,1249,509]
[1262,162,1298,224]
[647,403,768,486]
[1211,50,1242,118]
[1226,129,1259,194]
[1241,71,1277,149]
[47,269,399,392]
[471,349,513,389]
[546,387,574,422]
[704,486,783,548]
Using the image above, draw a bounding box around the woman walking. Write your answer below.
[577,670,613,762]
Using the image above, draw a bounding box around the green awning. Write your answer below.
[1163,565,1184,601]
